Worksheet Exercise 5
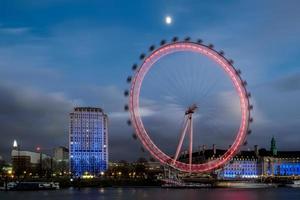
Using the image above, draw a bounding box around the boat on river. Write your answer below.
[215,181,277,189]
[1,181,60,191]
[285,180,300,188]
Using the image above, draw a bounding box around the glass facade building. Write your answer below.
[69,107,108,177]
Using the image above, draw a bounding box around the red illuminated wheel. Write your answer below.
[125,38,252,173]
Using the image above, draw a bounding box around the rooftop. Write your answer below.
[179,148,300,163]
[73,107,103,112]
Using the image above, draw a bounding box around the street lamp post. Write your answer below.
[13,140,20,180]
[17,144,20,180]
[36,146,54,179]
[37,147,42,178]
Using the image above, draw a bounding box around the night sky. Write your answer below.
[0,0,299,161]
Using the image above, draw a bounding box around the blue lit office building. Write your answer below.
[69,107,108,177]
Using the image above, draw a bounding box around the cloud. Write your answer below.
[0,82,74,159]
[0,82,144,161]
[0,22,146,161]
[0,27,31,35]
[272,73,300,92]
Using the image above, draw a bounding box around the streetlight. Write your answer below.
[36,146,53,178]
[13,140,20,180]
[36,146,42,178]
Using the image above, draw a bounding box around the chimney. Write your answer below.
[212,144,216,155]
[254,145,259,157]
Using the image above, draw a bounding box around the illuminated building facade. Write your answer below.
[69,107,108,177]
[261,137,300,176]
[219,150,300,179]
[219,145,300,179]
[179,145,261,179]
[180,140,300,179]
[262,153,300,176]
[219,157,261,179]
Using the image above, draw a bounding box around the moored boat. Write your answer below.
[215,181,277,189]
[1,181,60,191]
[285,180,300,188]
[161,178,211,188]
[162,182,211,188]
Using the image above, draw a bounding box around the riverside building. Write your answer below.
[69,107,108,177]
[179,138,300,179]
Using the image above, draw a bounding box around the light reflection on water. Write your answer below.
[0,188,300,200]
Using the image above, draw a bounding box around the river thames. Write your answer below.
[0,188,300,200]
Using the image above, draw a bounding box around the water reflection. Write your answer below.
[0,188,299,200]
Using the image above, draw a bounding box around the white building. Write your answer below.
[54,146,69,162]
[11,150,49,165]
[11,141,51,174]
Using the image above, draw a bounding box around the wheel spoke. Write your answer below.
[189,114,193,172]
[173,116,189,164]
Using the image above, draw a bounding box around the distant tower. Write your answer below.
[13,140,18,148]
[69,107,108,177]
[13,140,18,150]
[270,136,277,156]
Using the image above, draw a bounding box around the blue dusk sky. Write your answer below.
[0,0,299,161]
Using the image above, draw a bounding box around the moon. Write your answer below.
[165,16,172,25]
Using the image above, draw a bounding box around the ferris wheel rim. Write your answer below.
[128,41,251,173]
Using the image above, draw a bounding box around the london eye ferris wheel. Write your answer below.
[124,37,253,173]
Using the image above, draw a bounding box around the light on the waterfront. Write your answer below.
[82,174,94,179]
